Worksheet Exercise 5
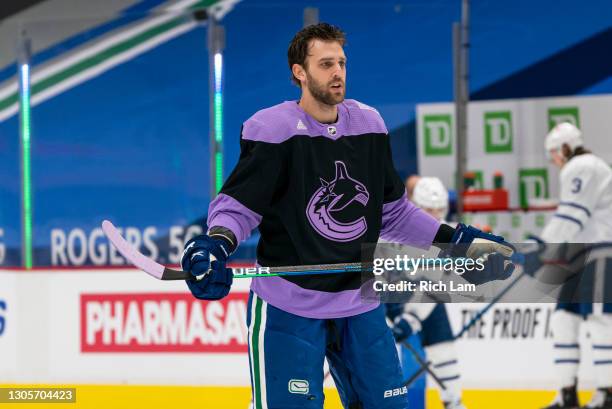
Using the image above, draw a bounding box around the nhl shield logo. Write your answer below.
[327,126,337,136]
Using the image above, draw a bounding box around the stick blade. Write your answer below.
[161,267,192,281]
[101,219,184,280]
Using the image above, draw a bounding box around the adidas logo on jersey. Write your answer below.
[297,120,307,130]
[356,101,379,114]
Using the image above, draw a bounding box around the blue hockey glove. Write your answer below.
[181,232,234,300]
[518,236,546,277]
[516,239,588,284]
[461,252,515,285]
[385,303,422,342]
[449,223,515,259]
[446,223,516,284]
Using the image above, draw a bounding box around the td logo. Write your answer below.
[511,214,521,228]
[548,107,580,130]
[484,111,513,153]
[423,114,452,156]
[519,168,549,208]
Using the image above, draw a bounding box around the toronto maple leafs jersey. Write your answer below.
[541,153,612,243]
[207,99,440,318]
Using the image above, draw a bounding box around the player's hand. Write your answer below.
[385,303,422,342]
[516,236,587,283]
[461,252,514,284]
[518,235,545,277]
[449,223,515,259]
[444,224,516,284]
[181,235,233,300]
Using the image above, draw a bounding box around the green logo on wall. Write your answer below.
[461,214,473,225]
[424,114,452,155]
[484,111,513,153]
[523,231,535,240]
[519,168,549,208]
[548,107,580,130]
[487,214,497,228]
[511,214,521,228]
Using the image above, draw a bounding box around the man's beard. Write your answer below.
[305,71,345,106]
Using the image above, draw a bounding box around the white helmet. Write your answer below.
[412,177,448,210]
[545,122,583,153]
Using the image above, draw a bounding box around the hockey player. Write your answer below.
[386,177,468,409]
[180,23,514,409]
[536,122,612,409]
[405,175,422,200]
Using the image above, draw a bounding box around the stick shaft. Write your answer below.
[401,340,446,390]
[103,219,373,280]
[453,271,526,339]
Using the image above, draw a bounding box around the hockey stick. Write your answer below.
[102,220,370,281]
[399,279,520,388]
[399,269,528,388]
[453,270,527,339]
[401,340,447,390]
[102,219,521,285]
[453,243,612,338]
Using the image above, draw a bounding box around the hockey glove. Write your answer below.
[518,235,545,277]
[516,237,587,284]
[385,303,422,342]
[181,230,235,300]
[461,252,514,285]
[446,223,516,284]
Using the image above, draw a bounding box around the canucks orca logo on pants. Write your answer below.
[306,161,369,242]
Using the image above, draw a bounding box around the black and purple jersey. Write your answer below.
[208,99,440,318]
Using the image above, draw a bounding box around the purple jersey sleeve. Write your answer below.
[207,193,262,243]
[380,193,440,249]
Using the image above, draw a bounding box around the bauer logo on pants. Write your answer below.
[384,386,408,398]
[288,379,309,394]
[423,114,452,155]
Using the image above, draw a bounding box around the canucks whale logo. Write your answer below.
[306,161,369,242]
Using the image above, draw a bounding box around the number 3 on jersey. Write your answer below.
[571,177,582,193]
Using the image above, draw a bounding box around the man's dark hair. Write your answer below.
[287,23,346,87]
[564,145,591,160]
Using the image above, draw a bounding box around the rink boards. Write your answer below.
[0,268,599,408]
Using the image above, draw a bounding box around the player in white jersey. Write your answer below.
[386,177,468,409]
[539,122,612,409]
